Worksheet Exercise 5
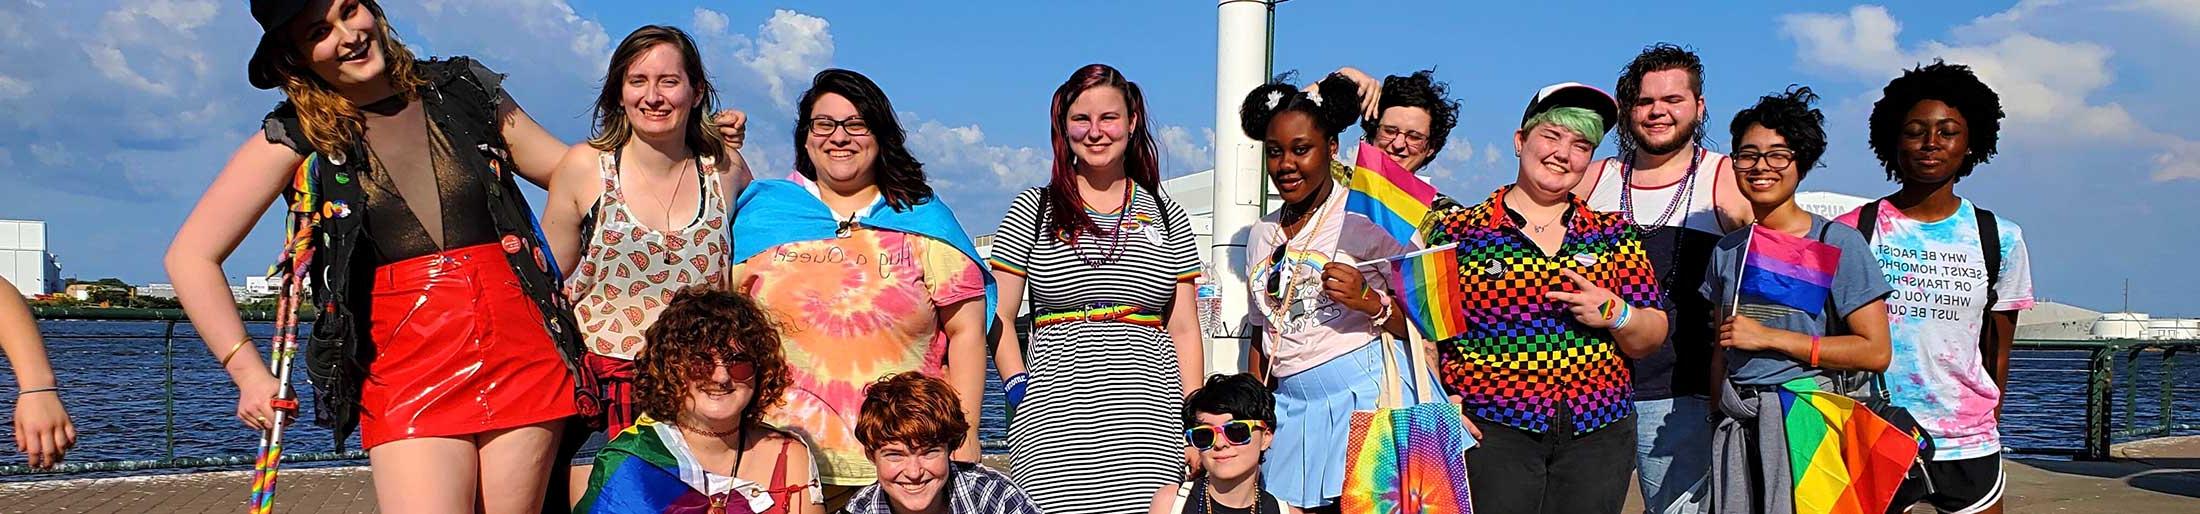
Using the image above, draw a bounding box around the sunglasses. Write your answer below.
[1185,420,1268,451]
[686,358,758,383]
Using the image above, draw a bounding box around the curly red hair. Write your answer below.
[634,287,791,428]
[854,372,968,454]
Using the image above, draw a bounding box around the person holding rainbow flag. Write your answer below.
[1233,73,1437,512]
[1699,86,1910,514]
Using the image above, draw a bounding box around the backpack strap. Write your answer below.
[1855,198,1883,244]
[1168,481,1193,514]
[1975,206,2004,377]
[1815,222,1892,405]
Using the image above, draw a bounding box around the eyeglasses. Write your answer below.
[1185,420,1268,451]
[1731,150,1795,170]
[687,358,758,383]
[808,116,871,137]
[1376,125,1429,150]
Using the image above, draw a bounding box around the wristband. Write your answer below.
[1370,289,1394,326]
[1608,302,1633,331]
[1003,373,1029,408]
[1809,334,1822,367]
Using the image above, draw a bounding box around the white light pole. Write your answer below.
[1208,0,1273,375]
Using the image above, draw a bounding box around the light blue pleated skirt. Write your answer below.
[1261,338,1436,508]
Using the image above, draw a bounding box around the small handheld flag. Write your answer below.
[1345,141,1440,247]
[1348,243,1468,341]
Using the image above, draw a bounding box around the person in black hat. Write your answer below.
[1419,82,1671,514]
[167,1,595,512]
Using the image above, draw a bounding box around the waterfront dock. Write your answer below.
[4,437,2197,513]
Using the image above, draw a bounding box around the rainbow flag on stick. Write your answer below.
[1346,141,1439,247]
[1781,384,1921,514]
[1352,243,1467,341]
[1736,224,1842,318]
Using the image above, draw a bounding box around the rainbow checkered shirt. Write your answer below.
[1424,187,1665,435]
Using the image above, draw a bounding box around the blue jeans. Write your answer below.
[1635,396,1713,514]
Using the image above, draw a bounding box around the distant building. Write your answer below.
[139,283,180,300]
[0,220,62,296]
[245,275,280,297]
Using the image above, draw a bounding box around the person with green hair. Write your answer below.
[1421,82,1671,514]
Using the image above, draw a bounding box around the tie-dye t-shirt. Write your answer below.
[1246,184,1414,377]
[1837,199,2034,461]
[732,225,987,485]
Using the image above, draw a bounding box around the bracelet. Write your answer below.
[1609,302,1633,331]
[219,338,252,367]
[1369,289,1395,326]
[17,387,57,396]
[1809,334,1823,367]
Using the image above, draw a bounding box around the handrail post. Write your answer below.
[2084,345,2115,461]
[163,320,178,463]
[2161,346,2180,438]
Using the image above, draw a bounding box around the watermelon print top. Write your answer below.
[565,151,731,360]
[1423,186,1665,435]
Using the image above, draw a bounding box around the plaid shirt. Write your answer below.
[1425,187,1665,435]
[840,462,1042,514]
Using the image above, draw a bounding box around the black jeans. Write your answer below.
[1467,411,1638,514]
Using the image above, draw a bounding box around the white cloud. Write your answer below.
[1481,142,1501,168]
[906,119,1048,188]
[400,0,611,80]
[2120,0,2200,32]
[0,74,30,100]
[1155,125,1213,176]
[737,10,833,111]
[692,7,729,36]
[1781,3,2200,181]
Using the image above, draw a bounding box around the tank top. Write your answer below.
[566,150,730,360]
[1585,148,1730,399]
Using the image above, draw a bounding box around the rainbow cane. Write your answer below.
[246,155,330,514]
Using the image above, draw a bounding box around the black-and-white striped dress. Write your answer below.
[989,185,1201,514]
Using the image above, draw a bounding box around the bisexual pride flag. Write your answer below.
[1346,141,1439,247]
[1736,224,1841,318]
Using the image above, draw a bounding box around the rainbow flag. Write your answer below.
[577,417,749,514]
[1346,141,1439,246]
[1738,225,1841,316]
[1781,384,1921,514]
[1373,243,1467,341]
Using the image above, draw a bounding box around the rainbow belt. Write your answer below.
[1033,304,1163,328]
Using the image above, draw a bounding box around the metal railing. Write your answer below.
[2005,338,2197,460]
[1,308,1012,478]
[2,310,2192,477]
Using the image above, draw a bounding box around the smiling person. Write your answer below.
[575,288,822,514]
[1147,374,1302,514]
[730,69,994,511]
[1422,83,1669,514]
[1836,62,2033,514]
[1568,44,1748,514]
[164,0,588,512]
[543,24,752,439]
[990,64,1204,514]
[844,372,1041,514]
[1699,87,1894,513]
[1234,74,1433,512]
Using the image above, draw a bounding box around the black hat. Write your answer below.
[1519,82,1619,134]
[246,0,312,90]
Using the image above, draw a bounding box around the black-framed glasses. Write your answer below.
[807,117,871,137]
[1732,150,1795,170]
[1185,420,1268,451]
[1376,125,1429,149]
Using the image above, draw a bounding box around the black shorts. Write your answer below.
[1885,453,2005,514]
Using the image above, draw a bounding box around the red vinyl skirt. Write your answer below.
[360,242,578,449]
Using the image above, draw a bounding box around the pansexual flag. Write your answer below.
[1781,384,1922,514]
[1346,141,1440,246]
[1376,243,1468,341]
[1737,224,1842,316]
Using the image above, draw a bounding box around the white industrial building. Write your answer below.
[0,220,62,297]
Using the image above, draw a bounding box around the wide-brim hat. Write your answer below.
[246,0,312,90]
[1520,82,1619,134]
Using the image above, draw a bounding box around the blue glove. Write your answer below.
[1003,372,1029,408]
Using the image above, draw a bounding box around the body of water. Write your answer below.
[1,320,2193,476]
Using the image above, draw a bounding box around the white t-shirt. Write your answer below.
[1838,199,2035,461]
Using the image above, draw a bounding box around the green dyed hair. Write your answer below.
[1521,106,1607,148]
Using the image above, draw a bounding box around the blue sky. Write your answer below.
[1,0,2196,315]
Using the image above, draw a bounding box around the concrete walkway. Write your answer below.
[6,438,2196,513]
